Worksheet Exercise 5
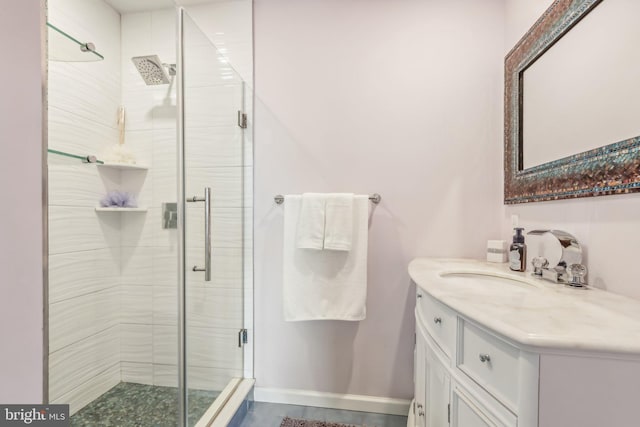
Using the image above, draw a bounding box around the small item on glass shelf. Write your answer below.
[103,106,137,165]
[99,191,137,208]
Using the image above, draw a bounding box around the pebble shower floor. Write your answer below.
[69,382,218,426]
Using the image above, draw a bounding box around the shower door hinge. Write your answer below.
[237,111,248,129]
[238,328,248,347]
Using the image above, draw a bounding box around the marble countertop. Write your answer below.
[409,258,640,356]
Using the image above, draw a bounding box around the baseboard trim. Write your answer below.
[254,387,410,416]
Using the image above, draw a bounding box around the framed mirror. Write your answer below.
[504,0,640,204]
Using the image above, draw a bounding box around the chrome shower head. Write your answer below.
[131,55,175,85]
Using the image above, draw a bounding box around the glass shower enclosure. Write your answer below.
[180,9,248,427]
[46,3,250,426]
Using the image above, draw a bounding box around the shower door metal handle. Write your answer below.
[186,187,212,281]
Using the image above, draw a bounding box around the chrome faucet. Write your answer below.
[527,230,588,287]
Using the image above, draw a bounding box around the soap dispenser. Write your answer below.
[509,227,527,272]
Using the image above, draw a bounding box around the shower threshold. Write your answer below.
[70,382,219,427]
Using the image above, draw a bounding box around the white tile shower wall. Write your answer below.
[56,363,121,415]
[253,0,505,400]
[121,8,248,392]
[47,0,122,413]
[502,0,640,302]
[121,10,170,384]
[49,287,121,353]
[120,9,175,386]
[183,1,254,85]
[49,326,120,413]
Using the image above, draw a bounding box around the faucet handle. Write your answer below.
[531,256,549,276]
[568,263,588,288]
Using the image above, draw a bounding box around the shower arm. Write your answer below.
[163,63,177,76]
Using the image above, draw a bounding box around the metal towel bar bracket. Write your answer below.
[274,193,381,205]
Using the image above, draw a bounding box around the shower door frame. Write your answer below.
[176,7,251,426]
[176,7,187,425]
[41,0,50,407]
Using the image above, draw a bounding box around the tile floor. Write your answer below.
[239,402,408,427]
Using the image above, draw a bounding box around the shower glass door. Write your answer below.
[180,10,246,426]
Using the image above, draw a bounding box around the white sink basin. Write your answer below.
[439,271,536,288]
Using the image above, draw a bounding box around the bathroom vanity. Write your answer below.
[409,258,640,427]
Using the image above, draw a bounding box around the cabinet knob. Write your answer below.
[418,410,425,417]
[479,354,491,363]
[433,317,442,324]
[417,293,423,299]
[417,403,423,409]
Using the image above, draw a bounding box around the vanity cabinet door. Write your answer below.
[425,335,451,426]
[417,322,451,427]
[451,384,516,427]
[415,331,426,427]
[452,392,493,427]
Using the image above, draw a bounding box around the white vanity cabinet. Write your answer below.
[414,291,528,427]
[409,258,640,427]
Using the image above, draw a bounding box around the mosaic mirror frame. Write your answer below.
[504,0,640,204]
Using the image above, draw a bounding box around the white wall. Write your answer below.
[253,0,505,400]
[119,7,179,390]
[0,0,45,404]
[503,0,640,301]
[47,0,122,413]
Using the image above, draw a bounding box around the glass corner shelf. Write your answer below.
[47,148,104,164]
[47,22,104,62]
[95,207,148,212]
[98,162,149,171]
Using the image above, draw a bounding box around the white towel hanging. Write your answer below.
[283,194,368,321]
[324,193,354,251]
[295,193,325,250]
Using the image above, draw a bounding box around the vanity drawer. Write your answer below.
[458,320,520,411]
[416,290,456,358]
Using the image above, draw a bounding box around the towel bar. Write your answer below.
[274,193,381,205]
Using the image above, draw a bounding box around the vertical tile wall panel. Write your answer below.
[121,323,153,363]
[49,287,120,353]
[48,0,122,413]
[49,326,120,401]
[121,285,153,324]
[48,248,120,303]
[121,362,154,385]
[53,363,121,416]
[49,206,120,254]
